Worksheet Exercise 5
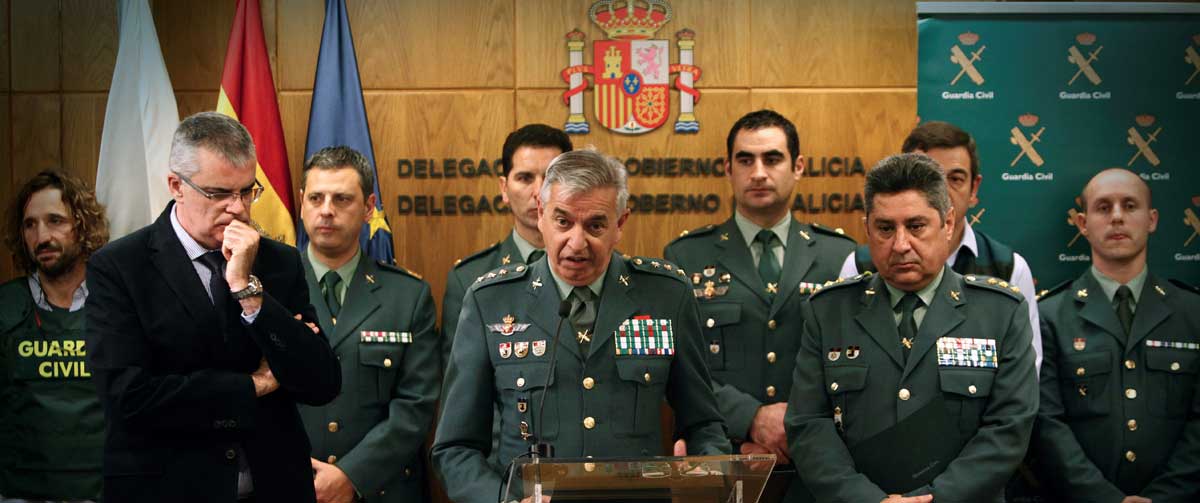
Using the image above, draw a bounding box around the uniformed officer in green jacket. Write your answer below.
[297,147,440,503]
[0,170,109,502]
[785,154,1038,503]
[434,149,731,503]
[1035,168,1200,503]
[663,109,854,501]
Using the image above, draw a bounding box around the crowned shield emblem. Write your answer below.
[532,340,547,357]
[498,342,512,359]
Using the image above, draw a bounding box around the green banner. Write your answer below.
[918,3,1200,290]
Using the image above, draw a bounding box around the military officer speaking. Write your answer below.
[664,109,854,500]
[0,171,109,502]
[433,149,731,503]
[785,154,1038,503]
[298,146,440,503]
[1035,168,1199,502]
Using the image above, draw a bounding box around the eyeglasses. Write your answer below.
[176,172,264,204]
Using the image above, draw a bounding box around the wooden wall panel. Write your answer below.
[153,0,234,91]
[278,90,313,202]
[62,0,117,91]
[11,0,60,92]
[175,91,219,118]
[275,0,322,91]
[11,95,61,181]
[751,89,918,242]
[1,94,11,281]
[61,93,107,184]
[0,0,10,91]
[751,0,916,87]
[517,0,750,88]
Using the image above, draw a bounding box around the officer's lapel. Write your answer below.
[715,218,770,304]
[498,233,524,266]
[149,209,221,329]
[1126,274,1171,350]
[331,255,382,349]
[524,258,582,361]
[1075,273,1126,346]
[855,274,905,369]
[903,269,966,380]
[769,219,816,316]
[300,251,335,337]
[588,255,638,360]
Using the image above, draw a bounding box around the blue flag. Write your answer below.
[297,0,394,263]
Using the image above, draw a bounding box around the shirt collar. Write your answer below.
[307,244,362,287]
[27,272,88,312]
[947,223,979,267]
[548,261,607,301]
[1090,265,1148,306]
[510,228,542,263]
[884,267,946,310]
[170,204,217,260]
[733,211,791,249]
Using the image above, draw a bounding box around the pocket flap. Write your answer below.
[1146,349,1199,374]
[615,358,671,386]
[823,365,868,394]
[699,302,741,328]
[939,368,996,397]
[1063,351,1112,379]
[358,343,398,369]
[496,363,554,390]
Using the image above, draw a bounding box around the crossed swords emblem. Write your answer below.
[1010,126,1045,167]
[1067,45,1103,86]
[950,44,986,86]
[1126,126,1162,167]
[1186,46,1200,86]
[1185,207,1200,247]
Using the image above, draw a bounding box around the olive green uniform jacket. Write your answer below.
[785,269,1038,503]
[433,254,731,503]
[1035,272,1200,502]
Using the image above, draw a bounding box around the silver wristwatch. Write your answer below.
[231,274,264,300]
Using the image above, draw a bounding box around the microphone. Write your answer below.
[531,300,572,459]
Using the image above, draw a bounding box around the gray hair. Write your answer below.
[169,112,256,177]
[539,149,629,211]
[864,153,952,222]
[303,146,375,200]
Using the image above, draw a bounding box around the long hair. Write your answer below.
[4,170,109,274]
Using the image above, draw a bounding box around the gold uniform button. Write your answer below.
[1171,361,1181,371]
[767,320,777,330]
[1125,450,1136,462]
[968,384,978,395]
[766,385,777,397]
[644,372,652,383]
[583,417,596,429]
[404,467,412,477]
[1127,419,1138,431]
[830,382,839,392]
[706,318,715,328]
[1124,360,1136,370]
[899,388,911,401]
[517,377,526,388]
[1075,367,1086,376]
[584,462,596,472]
[583,377,595,390]
[327,455,337,463]
[1125,388,1137,400]
[328,421,339,433]
[767,352,777,364]
[383,357,393,368]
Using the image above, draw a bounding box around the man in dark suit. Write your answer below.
[785,154,1037,503]
[1035,168,1199,503]
[298,146,439,503]
[86,112,341,503]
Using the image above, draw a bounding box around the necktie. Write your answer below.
[951,246,974,275]
[527,249,545,264]
[1115,285,1134,337]
[896,293,921,362]
[569,287,597,350]
[754,229,781,293]
[322,271,342,318]
[197,251,230,325]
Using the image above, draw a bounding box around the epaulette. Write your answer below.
[671,223,717,242]
[809,272,870,299]
[809,222,856,243]
[962,274,1023,301]
[1168,279,1200,296]
[376,260,423,281]
[626,256,688,282]
[1035,280,1072,301]
[452,240,502,269]
[470,263,531,289]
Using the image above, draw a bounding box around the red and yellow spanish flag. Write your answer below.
[216,0,295,244]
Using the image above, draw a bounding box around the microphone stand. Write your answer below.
[527,300,572,502]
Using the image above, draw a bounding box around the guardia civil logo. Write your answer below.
[1067,33,1103,86]
[1126,114,1162,168]
[1067,196,1085,248]
[1184,196,1199,247]
[950,31,986,86]
[1184,34,1200,86]
[1009,114,1045,168]
[559,0,702,135]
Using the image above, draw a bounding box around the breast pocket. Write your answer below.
[496,363,556,450]
[824,364,868,433]
[1145,349,1199,418]
[698,302,742,371]
[613,358,671,438]
[1059,351,1112,419]
[359,343,403,402]
[939,368,996,434]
